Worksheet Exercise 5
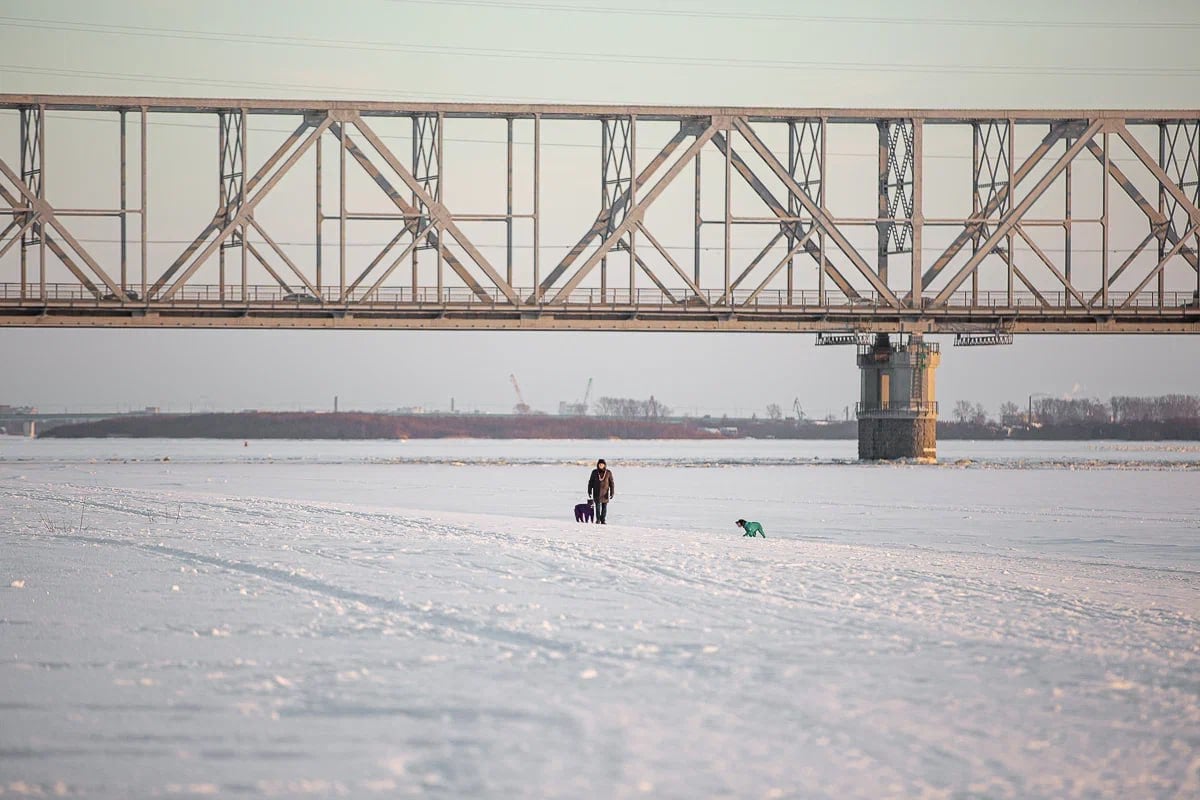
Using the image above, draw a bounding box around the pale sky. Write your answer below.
[1,0,1199,417]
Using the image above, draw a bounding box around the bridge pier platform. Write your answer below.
[855,334,940,462]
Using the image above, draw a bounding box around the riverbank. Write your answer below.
[33,411,1200,440]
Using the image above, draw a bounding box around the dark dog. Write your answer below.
[574,501,595,523]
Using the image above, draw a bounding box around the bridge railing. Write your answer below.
[855,401,939,417]
[1,283,1197,311]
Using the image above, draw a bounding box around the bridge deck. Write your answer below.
[1,285,1195,332]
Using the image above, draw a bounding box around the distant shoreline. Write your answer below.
[32,412,1200,441]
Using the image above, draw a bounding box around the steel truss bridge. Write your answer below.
[1,95,1198,333]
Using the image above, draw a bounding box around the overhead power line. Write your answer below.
[1,16,1197,77]
[386,0,1200,31]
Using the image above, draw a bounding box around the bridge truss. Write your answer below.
[0,95,1198,332]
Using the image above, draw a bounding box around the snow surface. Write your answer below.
[1,439,1198,798]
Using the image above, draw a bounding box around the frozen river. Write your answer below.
[2,438,1198,797]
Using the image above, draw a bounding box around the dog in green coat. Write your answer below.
[736,519,765,538]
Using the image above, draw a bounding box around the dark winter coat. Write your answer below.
[587,467,615,502]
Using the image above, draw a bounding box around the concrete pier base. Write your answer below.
[857,416,937,461]
[855,333,941,461]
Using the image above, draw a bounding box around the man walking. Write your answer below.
[587,459,615,524]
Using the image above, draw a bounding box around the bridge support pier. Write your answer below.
[856,333,940,461]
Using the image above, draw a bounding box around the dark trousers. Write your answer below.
[594,500,608,524]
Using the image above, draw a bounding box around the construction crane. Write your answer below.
[509,374,531,415]
[793,398,806,422]
[580,377,593,414]
[558,377,593,416]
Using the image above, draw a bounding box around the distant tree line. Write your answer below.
[593,396,672,419]
[935,393,1200,440]
[1110,394,1200,423]
[946,394,1200,426]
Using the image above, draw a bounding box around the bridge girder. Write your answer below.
[1,95,1198,333]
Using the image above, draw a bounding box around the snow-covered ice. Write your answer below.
[1,438,1197,798]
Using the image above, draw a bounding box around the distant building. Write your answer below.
[0,405,35,414]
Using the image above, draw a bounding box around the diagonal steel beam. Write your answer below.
[0,189,104,296]
[1112,122,1200,233]
[732,118,900,307]
[538,125,693,299]
[349,114,520,305]
[1119,221,1200,308]
[634,221,709,307]
[711,131,861,300]
[548,122,719,304]
[153,119,312,296]
[0,184,104,296]
[0,214,35,262]
[1014,225,1089,307]
[1011,262,1050,307]
[347,227,408,294]
[155,117,331,299]
[919,121,1071,293]
[626,245,679,304]
[245,241,293,292]
[1089,231,1154,306]
[152,120,328,302]
[361,219,437,298]
[742,227,818,307]
[0,157,125,299]
[328,123,490,303]
[730,230,785,291]
[248,218,321,299]
[931,119,1103,306]
[1084,139,1198,272]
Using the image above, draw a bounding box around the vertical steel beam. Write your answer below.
[217,109,248,301]
[693,142,701,285]
[1156,120,1200,307]
[629,115,637,303]
[239,109,248,301]
[140,107,147,299]
[411,115,419,298]
[218,112,226,298]
[315,128,323,295]
[877,119,915,290]
[877,122,889,285]
[1006,118,1015,305]
[971,122,979,303]
[600,118,608,299]
[599,116,634,301]
[1159,124,1167,309]
[533,113,540,303]
[506,117,513,288]
[339,115,347,301]
[787,121,796,303]
[819,116,827,304]
[1064,138,1073,307]
[724,117,731,303]
[1156,123,1166,309]
[1102,130,1109,307]
[37,105,45,300]
[911,119,923,307]
[19,106,44,300]
[119,110,127,291]
[437,111,445,302]
[784,118,823,304]
[409,113,443,297]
